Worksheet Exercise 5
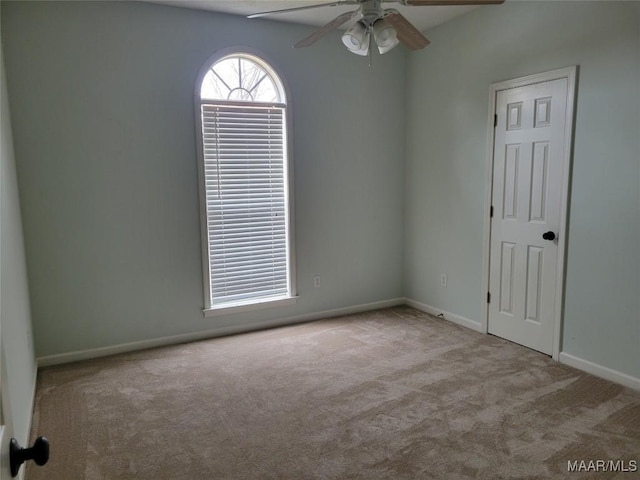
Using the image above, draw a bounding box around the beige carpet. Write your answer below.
[28,307,640,479]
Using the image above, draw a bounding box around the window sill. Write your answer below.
[203,295,298,317]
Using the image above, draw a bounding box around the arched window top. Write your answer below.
[200,53,285,104]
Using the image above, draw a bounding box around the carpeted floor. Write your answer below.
[28,307,640,479]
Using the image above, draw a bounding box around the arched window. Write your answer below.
[195,52,295,314]
[200,55,284,103]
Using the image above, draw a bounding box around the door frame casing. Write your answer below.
[481,66,578,360]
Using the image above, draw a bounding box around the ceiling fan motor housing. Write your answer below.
[362,0,384,26]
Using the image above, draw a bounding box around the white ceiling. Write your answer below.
[141,1,483,32]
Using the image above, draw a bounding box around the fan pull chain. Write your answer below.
[368,28,373,67]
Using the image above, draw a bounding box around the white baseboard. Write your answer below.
[404,298,484,333]
[559,352,640,391]
[35,298,640,394]
[37,297,405,367]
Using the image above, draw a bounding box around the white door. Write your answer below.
[0,112,10,476]
[1,150,13,479]
[1,187,14,478]
[1,347,15,479]
[488,77,570,355]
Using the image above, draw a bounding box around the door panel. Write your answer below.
[488,78,569,355]
[1,342,15,479]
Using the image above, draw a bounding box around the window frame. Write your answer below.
[194,48,297,316]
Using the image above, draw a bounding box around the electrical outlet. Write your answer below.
[313,276,321,288]
[440,274,447,287]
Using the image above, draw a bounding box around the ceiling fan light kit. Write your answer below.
[248,0,505,57]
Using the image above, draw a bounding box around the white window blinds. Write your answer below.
[201,103,290,307]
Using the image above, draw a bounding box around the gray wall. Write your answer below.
[1,28,37,445]
[1,1,406,357]
[404,1,640,378]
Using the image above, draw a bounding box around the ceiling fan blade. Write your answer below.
[247,1,361,19]
[403,0,504,5]
[294,11,359,48]
[383,11,430,51]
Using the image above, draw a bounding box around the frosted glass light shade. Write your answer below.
[342,22,370,56]
[373,19,399,54]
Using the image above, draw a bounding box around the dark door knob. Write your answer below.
[10,436,49,477]
[542,231,556,241]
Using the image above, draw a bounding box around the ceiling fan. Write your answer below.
[248,0,505,57]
